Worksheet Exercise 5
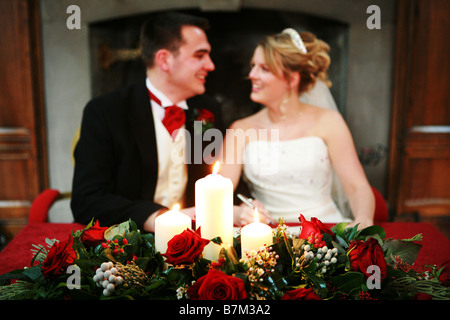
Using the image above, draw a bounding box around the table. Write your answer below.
[0,222,449,275]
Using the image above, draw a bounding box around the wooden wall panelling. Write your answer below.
[388,0,450,220]
[0,0,48,242]
[398,132,450,216]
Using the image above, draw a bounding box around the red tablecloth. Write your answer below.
[0,223,85,275]
[0,222,449,275]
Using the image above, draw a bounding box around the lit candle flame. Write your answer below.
[253,208,260,223]
[171,203,180,211]
[212,161,220,174]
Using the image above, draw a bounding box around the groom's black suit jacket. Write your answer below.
[71,81,224,230]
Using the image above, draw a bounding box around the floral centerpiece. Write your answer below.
[0,215,449,300]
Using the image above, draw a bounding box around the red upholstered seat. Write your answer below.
[27,187,388,223]
[28,189,61,223]
[372,186,388,222]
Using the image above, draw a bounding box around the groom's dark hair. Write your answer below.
[140,12,210,68]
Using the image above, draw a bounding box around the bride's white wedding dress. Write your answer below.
[238,80,353,223]
[243,136,350,223]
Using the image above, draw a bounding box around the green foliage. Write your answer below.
[0,219,448,300]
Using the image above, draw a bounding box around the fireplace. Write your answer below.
[89,8,349,126]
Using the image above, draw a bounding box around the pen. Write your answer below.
[237,193,255,209]
[237,193,276,225]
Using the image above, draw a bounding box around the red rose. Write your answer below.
[413,292,433,300]
[41,233,77,280]
[196,108,215,123]
[162,228,210,265]
[187,269,247,300]
[81,220,108,247]
[438,260,450,286]
[298,214,334,240]
[281,288,321,300]
[348,237,387,280]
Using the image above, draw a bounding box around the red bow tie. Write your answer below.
[148,89,186,140]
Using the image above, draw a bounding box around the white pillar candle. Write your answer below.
[195,162,234,261]
[154,204,192,255]
[241,208,273,256]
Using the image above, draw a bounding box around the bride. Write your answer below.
[219,28,374,229]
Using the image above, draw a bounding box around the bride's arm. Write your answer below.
[218,120,271,226]
[323,111,375,229]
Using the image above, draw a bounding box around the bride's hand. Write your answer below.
[233,199,273,227]
[346,217,373,230]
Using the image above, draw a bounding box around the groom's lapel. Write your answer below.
[183,98,216,207]
[128,82,158,199]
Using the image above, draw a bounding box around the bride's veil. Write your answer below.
[300,80,352,219]
[300,80,339,113]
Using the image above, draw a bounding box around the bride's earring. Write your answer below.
[279,96,289,120]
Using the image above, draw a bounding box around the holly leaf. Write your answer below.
[383,239,422,265]
[331,239,347,254]
[331,271,365,295]
[302,259,327,296]
[22,266,45,284]
[332,222,349,239]
[357,225,386,241]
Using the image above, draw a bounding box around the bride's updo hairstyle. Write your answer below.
[258,29,332,94]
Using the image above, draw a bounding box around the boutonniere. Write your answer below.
[191,108,215,134]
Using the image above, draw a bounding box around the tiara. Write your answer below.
[282,28,307,54]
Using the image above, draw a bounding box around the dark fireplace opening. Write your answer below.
[89,8,349,127]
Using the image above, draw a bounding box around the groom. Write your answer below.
[71,12,224,232]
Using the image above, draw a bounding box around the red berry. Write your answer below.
[122,238,128,245]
